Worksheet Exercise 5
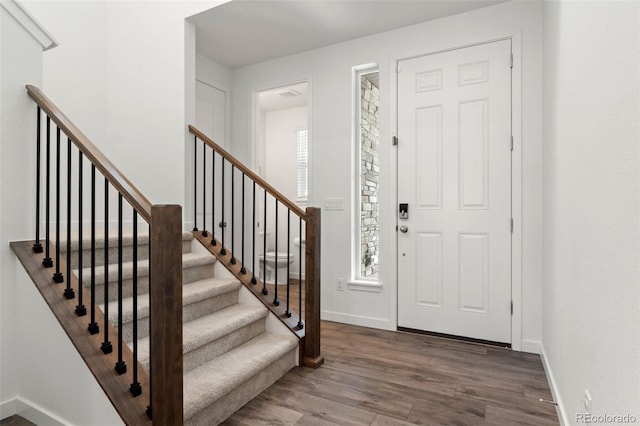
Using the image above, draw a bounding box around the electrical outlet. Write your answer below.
[336,278,344,291]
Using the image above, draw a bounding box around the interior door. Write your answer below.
[397,40,512,343]
[196,80,226,147]
[196,80,228,242]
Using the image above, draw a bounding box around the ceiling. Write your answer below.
[190,0,508,69]
[258,81,309,112]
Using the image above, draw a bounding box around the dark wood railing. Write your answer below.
[188,125,323,368]
[20,85,183,425]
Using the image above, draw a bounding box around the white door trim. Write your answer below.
[390,32,523,351]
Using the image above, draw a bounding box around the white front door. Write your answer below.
[397,40,512,343]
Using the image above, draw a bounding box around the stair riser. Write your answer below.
[138,319,267,374]
[183,291,239,323]
[64,240,191,269]
[118,290,240,343]
[92,276,149,306]
[185,348,296,426]
[88,262,215,304]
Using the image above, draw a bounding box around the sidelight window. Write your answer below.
[354,68,380,280]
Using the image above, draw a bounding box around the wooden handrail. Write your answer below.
[188,125,306,219]
[26,85,153,223]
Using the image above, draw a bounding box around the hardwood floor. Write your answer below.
[223,321,559,425]
[0,415,35,426]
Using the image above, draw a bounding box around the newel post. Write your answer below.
[149,205,184,425]
[303,207,324,368]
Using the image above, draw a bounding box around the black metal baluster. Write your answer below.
[285,209,291,317]
[201,140,208,237]
[274,200,279,306]
[220,158,226,255]
[88,165,99,334]
[251,181,257,284]
[240,173,246,274]
[115,194,126,375]
[53,127,63,283]
[211,150,216,246]
[262,190,268,295]
[130,210,141,396]
[193,135,198,232]
[43,117,53,268]
[101,179,112,354]
[298,217,303,329]
[63,138,74,299]
[75,152,86,313]
[33,107,43,253]
[230,165,236,264]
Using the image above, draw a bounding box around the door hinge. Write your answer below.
[510,218,514,233]
[511,300,514,315]
[510,53,514,69]
[392,136,398,146]
[396,64,402,73]
[510,136,514,151]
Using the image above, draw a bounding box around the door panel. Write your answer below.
[397,40,512,343]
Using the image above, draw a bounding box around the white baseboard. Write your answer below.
[1,398,17,420]
[321,310,394,330]
[1,398,66,426]
[539,344,570,426]
[521,339,541,354]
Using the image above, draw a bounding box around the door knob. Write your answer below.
[399,225,408,233]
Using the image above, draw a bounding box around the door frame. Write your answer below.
[390,33,524,351]
[249,77,314,206]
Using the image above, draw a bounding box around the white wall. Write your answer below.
[23,0,229,218]
[13,263,123,425]
[541,1,640,423]
[0,2,43,413]
[229,1,543,347]
[22,0,108,148]
[264,106,307,203]
[0,3,116,423]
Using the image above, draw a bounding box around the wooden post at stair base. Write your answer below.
[303,207,324,368]
[150,205,184,425]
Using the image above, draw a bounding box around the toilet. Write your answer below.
[259,231,294,285]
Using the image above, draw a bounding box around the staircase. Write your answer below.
[61,230,298,425]
[15,85,322,425]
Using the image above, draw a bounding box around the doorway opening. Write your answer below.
[254,82,310,280]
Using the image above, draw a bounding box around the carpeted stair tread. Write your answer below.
[183,332,298,421]
[180,303,268,354]
[75,251,215,284]
[103,277,241,325]
[135,303,269,369]
[58,231,194,252]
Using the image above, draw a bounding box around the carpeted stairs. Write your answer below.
[61,231,298,425]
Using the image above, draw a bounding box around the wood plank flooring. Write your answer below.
[0,415,35,426]
[222,321,559,425]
